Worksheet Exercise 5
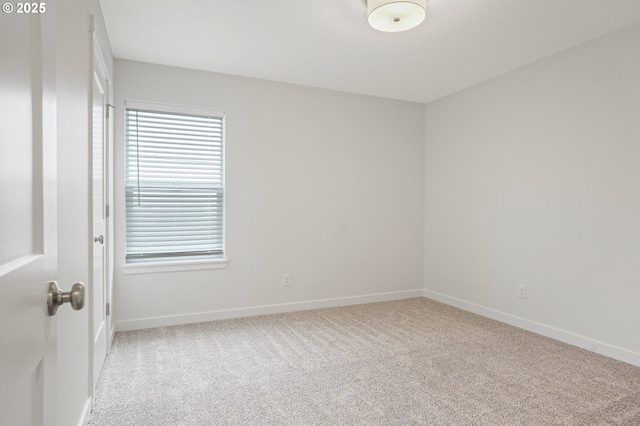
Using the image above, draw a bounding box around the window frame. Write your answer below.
[121,100,227,274]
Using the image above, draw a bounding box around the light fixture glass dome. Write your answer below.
[367,0,426,32]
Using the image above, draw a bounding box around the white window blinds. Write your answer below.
[125,102,224,263]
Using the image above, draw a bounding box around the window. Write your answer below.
[124,101,224,265]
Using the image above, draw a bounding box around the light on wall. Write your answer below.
[367,0,426,32]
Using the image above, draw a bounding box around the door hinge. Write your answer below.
[105,204,110,218]
[106,302,110,316]
[106,104,116,120]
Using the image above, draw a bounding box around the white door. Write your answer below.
[91,36,109,392]
[0,8,59,426]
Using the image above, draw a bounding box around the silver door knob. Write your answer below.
[47,281,85,316]
[94,235,104,244]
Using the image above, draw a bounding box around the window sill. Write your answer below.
[122,258,228,275]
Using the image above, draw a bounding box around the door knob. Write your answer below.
[94,235,104,244]
[47,281,85,316]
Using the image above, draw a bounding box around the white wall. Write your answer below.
[56,1,114,424]
[424,24,640,366]
[113,60,425,328]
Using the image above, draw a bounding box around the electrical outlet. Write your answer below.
[518,284,527,299]
[283,273,291,287]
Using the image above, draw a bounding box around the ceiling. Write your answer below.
[100,0,640,104]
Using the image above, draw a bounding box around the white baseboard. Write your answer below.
[115,289,423,332]
[80,396,92,426]
[108,320,116,352]
[424,289,640,368]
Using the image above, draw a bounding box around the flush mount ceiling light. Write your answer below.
[367,0,426,32]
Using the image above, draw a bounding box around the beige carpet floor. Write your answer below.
[88,298,640,425]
